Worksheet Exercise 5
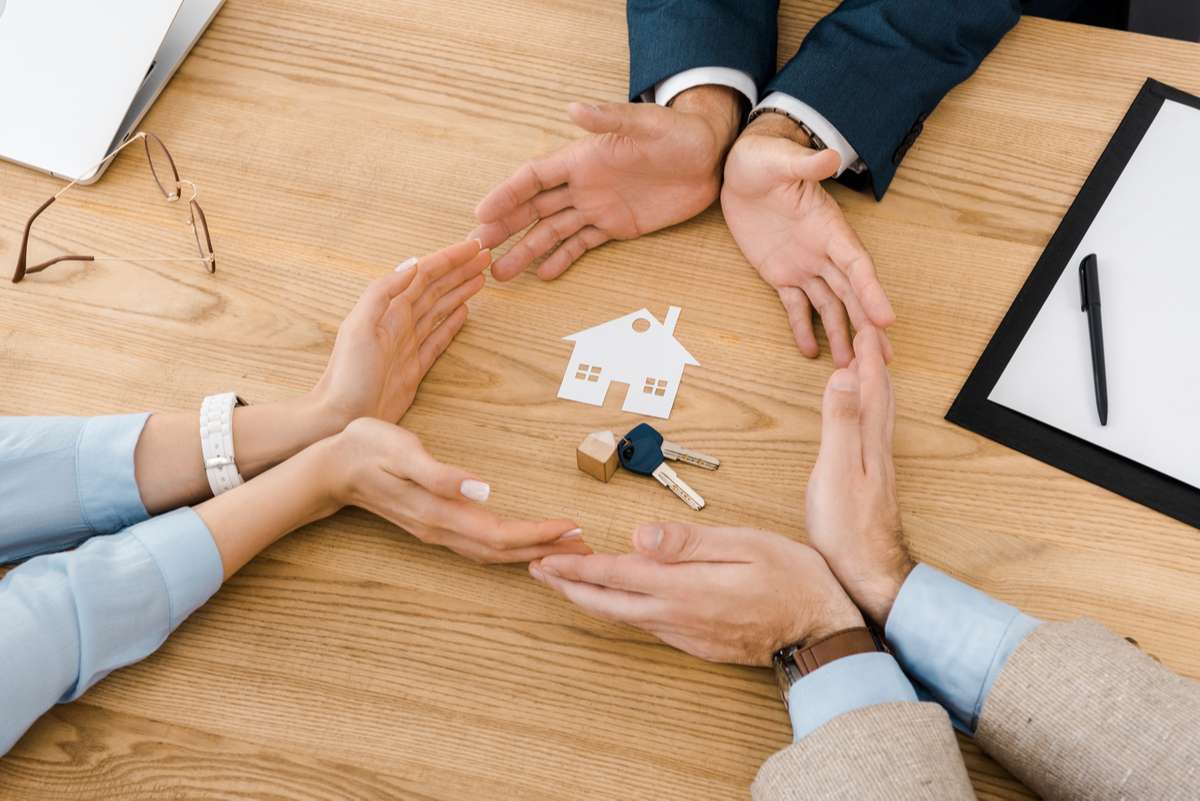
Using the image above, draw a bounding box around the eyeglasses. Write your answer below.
[12,132,216,284]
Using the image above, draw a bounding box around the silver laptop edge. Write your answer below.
[91,0,226,184]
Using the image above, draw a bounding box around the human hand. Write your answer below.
[721,113,895,366]
[805,327,913,626]
[471,86,742,280]
[309,239,490,430]
[326,418,590,564]
[529,523,862,666]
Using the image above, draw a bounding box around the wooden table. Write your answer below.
[2,2,1198,798]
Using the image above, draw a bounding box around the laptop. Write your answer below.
[0,0,225,184]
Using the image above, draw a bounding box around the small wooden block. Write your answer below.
[577,430,619,482]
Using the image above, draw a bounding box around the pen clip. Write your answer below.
[1079,253,1098,311]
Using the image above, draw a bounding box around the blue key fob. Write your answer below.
[619,423,664,475]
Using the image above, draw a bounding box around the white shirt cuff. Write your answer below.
[754,92,863,177]
[76,413,152,535]
[648,67,757,108]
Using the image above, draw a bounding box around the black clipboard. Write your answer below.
[947,78,1200,530]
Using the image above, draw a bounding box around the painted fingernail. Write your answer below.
[556,528,583,541]
[460,480,490,503]
[395,256,417,273]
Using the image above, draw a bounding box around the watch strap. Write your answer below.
[787,627,885,677]
[747,106,828,152]
[773,626,888,711]
[200,392,246,496]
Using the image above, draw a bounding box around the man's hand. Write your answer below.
[806,327,914,626]
[529,523,863,667]
[309,240,490,429]
[472,86,742,281]
[721,113,895,366]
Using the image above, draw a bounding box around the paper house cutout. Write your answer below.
[557,306,699,419]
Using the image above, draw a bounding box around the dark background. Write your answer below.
[1043,0,1200,41]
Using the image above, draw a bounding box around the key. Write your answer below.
[619,423,706,511]
[661,438,720,470]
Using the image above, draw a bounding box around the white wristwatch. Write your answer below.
[200,392,247,496]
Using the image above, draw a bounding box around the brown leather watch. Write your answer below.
[772,627,888,710]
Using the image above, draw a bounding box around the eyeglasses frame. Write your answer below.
[12,132,216,284]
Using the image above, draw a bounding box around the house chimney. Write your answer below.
[663,306,681,335]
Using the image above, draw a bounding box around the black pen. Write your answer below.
[1079,253,1108,425]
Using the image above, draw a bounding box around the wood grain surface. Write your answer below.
[2,2,1199,799]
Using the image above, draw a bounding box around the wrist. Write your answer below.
[671,85,742,152]
[195,431,344,580]
[301,388,357,440]
[804,601,867,644]
[296,434,346,519]
[231,394,344,480]
[742,110,815,150]
[320,423,376,509]
[862,556,916,628]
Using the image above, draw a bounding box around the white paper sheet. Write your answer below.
[989,98,1200,489]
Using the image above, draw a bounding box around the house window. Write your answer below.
[576,364,602,382]
[642,378,668,397]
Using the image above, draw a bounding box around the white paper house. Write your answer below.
[557,306,699,419]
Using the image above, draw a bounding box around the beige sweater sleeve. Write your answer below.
[976,619,1200,801]
[751,702,976,801]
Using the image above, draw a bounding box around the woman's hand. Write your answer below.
[310,239,491,429]
[326,418,590,564]
[135,240,491,516]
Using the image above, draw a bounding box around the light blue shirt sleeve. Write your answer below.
[885,563,1042,732]
[0,507,223,755]
[788,651,919,741]
[0,414,152,563]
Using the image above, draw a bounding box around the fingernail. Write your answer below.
[395,256,417,273]
[539,562,559,577]
[637,527,663,550]
[829,369,858,390]
[556,528,583,541]
[471,237,484,248]
[460,480,490,503]
[529,562,545,581]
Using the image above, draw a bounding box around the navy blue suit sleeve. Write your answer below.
[768,0,1020,198]
[627,1,780,101]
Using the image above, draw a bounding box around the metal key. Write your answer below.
[619,423,706,511]
[661,439,720,470]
